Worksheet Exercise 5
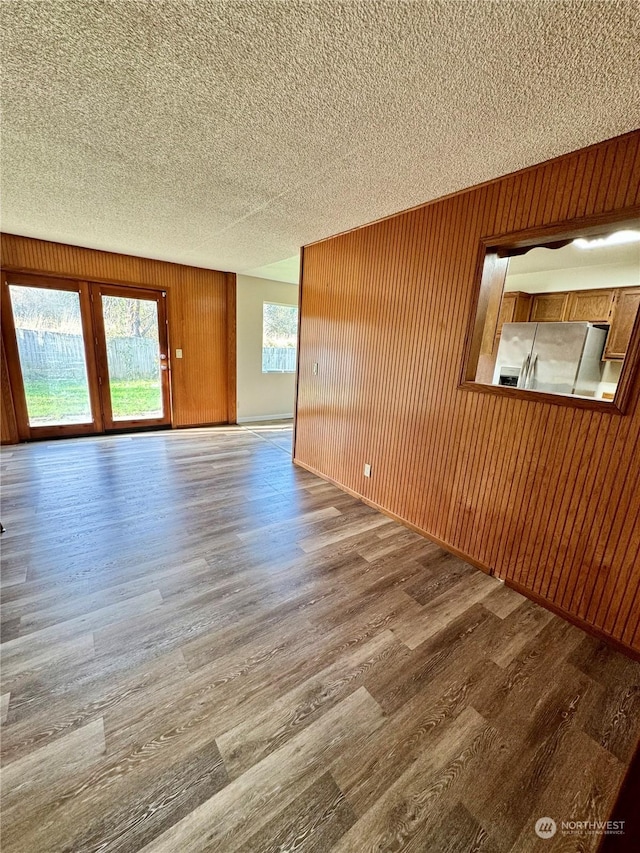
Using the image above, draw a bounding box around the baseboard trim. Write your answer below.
[293,457,491,574]
[292,457,640,662]
[237,413,294,423]
[504,578,640,662]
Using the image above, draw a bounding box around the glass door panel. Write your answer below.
[8,284,95,429]
[93,286,170,430]
[102,294,164,421]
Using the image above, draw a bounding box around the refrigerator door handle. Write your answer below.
[525,354,538,389]
[518,354,530,389]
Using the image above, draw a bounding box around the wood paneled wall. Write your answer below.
[294,130,640,654]
[1,334,19,444]
[0,234,236,433]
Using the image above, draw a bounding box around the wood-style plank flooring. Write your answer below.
[1,422,639,853]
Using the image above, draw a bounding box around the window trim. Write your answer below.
[459,206,640,415]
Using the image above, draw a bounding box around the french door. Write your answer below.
[1,273,171,440]
[91,284,170,431]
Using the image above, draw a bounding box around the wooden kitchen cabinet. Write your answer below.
[565,288,615,323]
[604,287,640,360]
[496,291,532,336]
[530,292,568,322]
[493,286,639,361]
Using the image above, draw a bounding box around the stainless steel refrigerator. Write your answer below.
[492,321,608,398]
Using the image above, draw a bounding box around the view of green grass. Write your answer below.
[110,380,162,419]
[24,379,162,424]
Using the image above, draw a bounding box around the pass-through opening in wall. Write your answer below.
[462,214,640,413]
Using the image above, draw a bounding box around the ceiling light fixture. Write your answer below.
[573,230,640,249]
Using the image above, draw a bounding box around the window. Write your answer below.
[262,302,298,373]
[462,216,640,412]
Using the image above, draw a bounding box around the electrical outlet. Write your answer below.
[313,362,318,375]
[363,463,372,478]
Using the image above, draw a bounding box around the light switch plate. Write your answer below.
[176,349,183,359]
[363,463,372,478]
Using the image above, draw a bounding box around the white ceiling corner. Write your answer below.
[243,254,300,284]
[1,1,639,280]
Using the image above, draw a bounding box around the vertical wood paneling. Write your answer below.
[225,272,237,425]
[167,272,228,428]
[1,333,19,444]
[0,235,236,434]
[294,130,640,654]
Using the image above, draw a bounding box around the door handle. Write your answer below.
[525,354,537,389]
[160,364,168,371]
[518,355,530,389]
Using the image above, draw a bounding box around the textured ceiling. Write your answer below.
[2,1,639,279]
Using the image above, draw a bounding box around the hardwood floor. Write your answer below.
[1,422,638,852]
